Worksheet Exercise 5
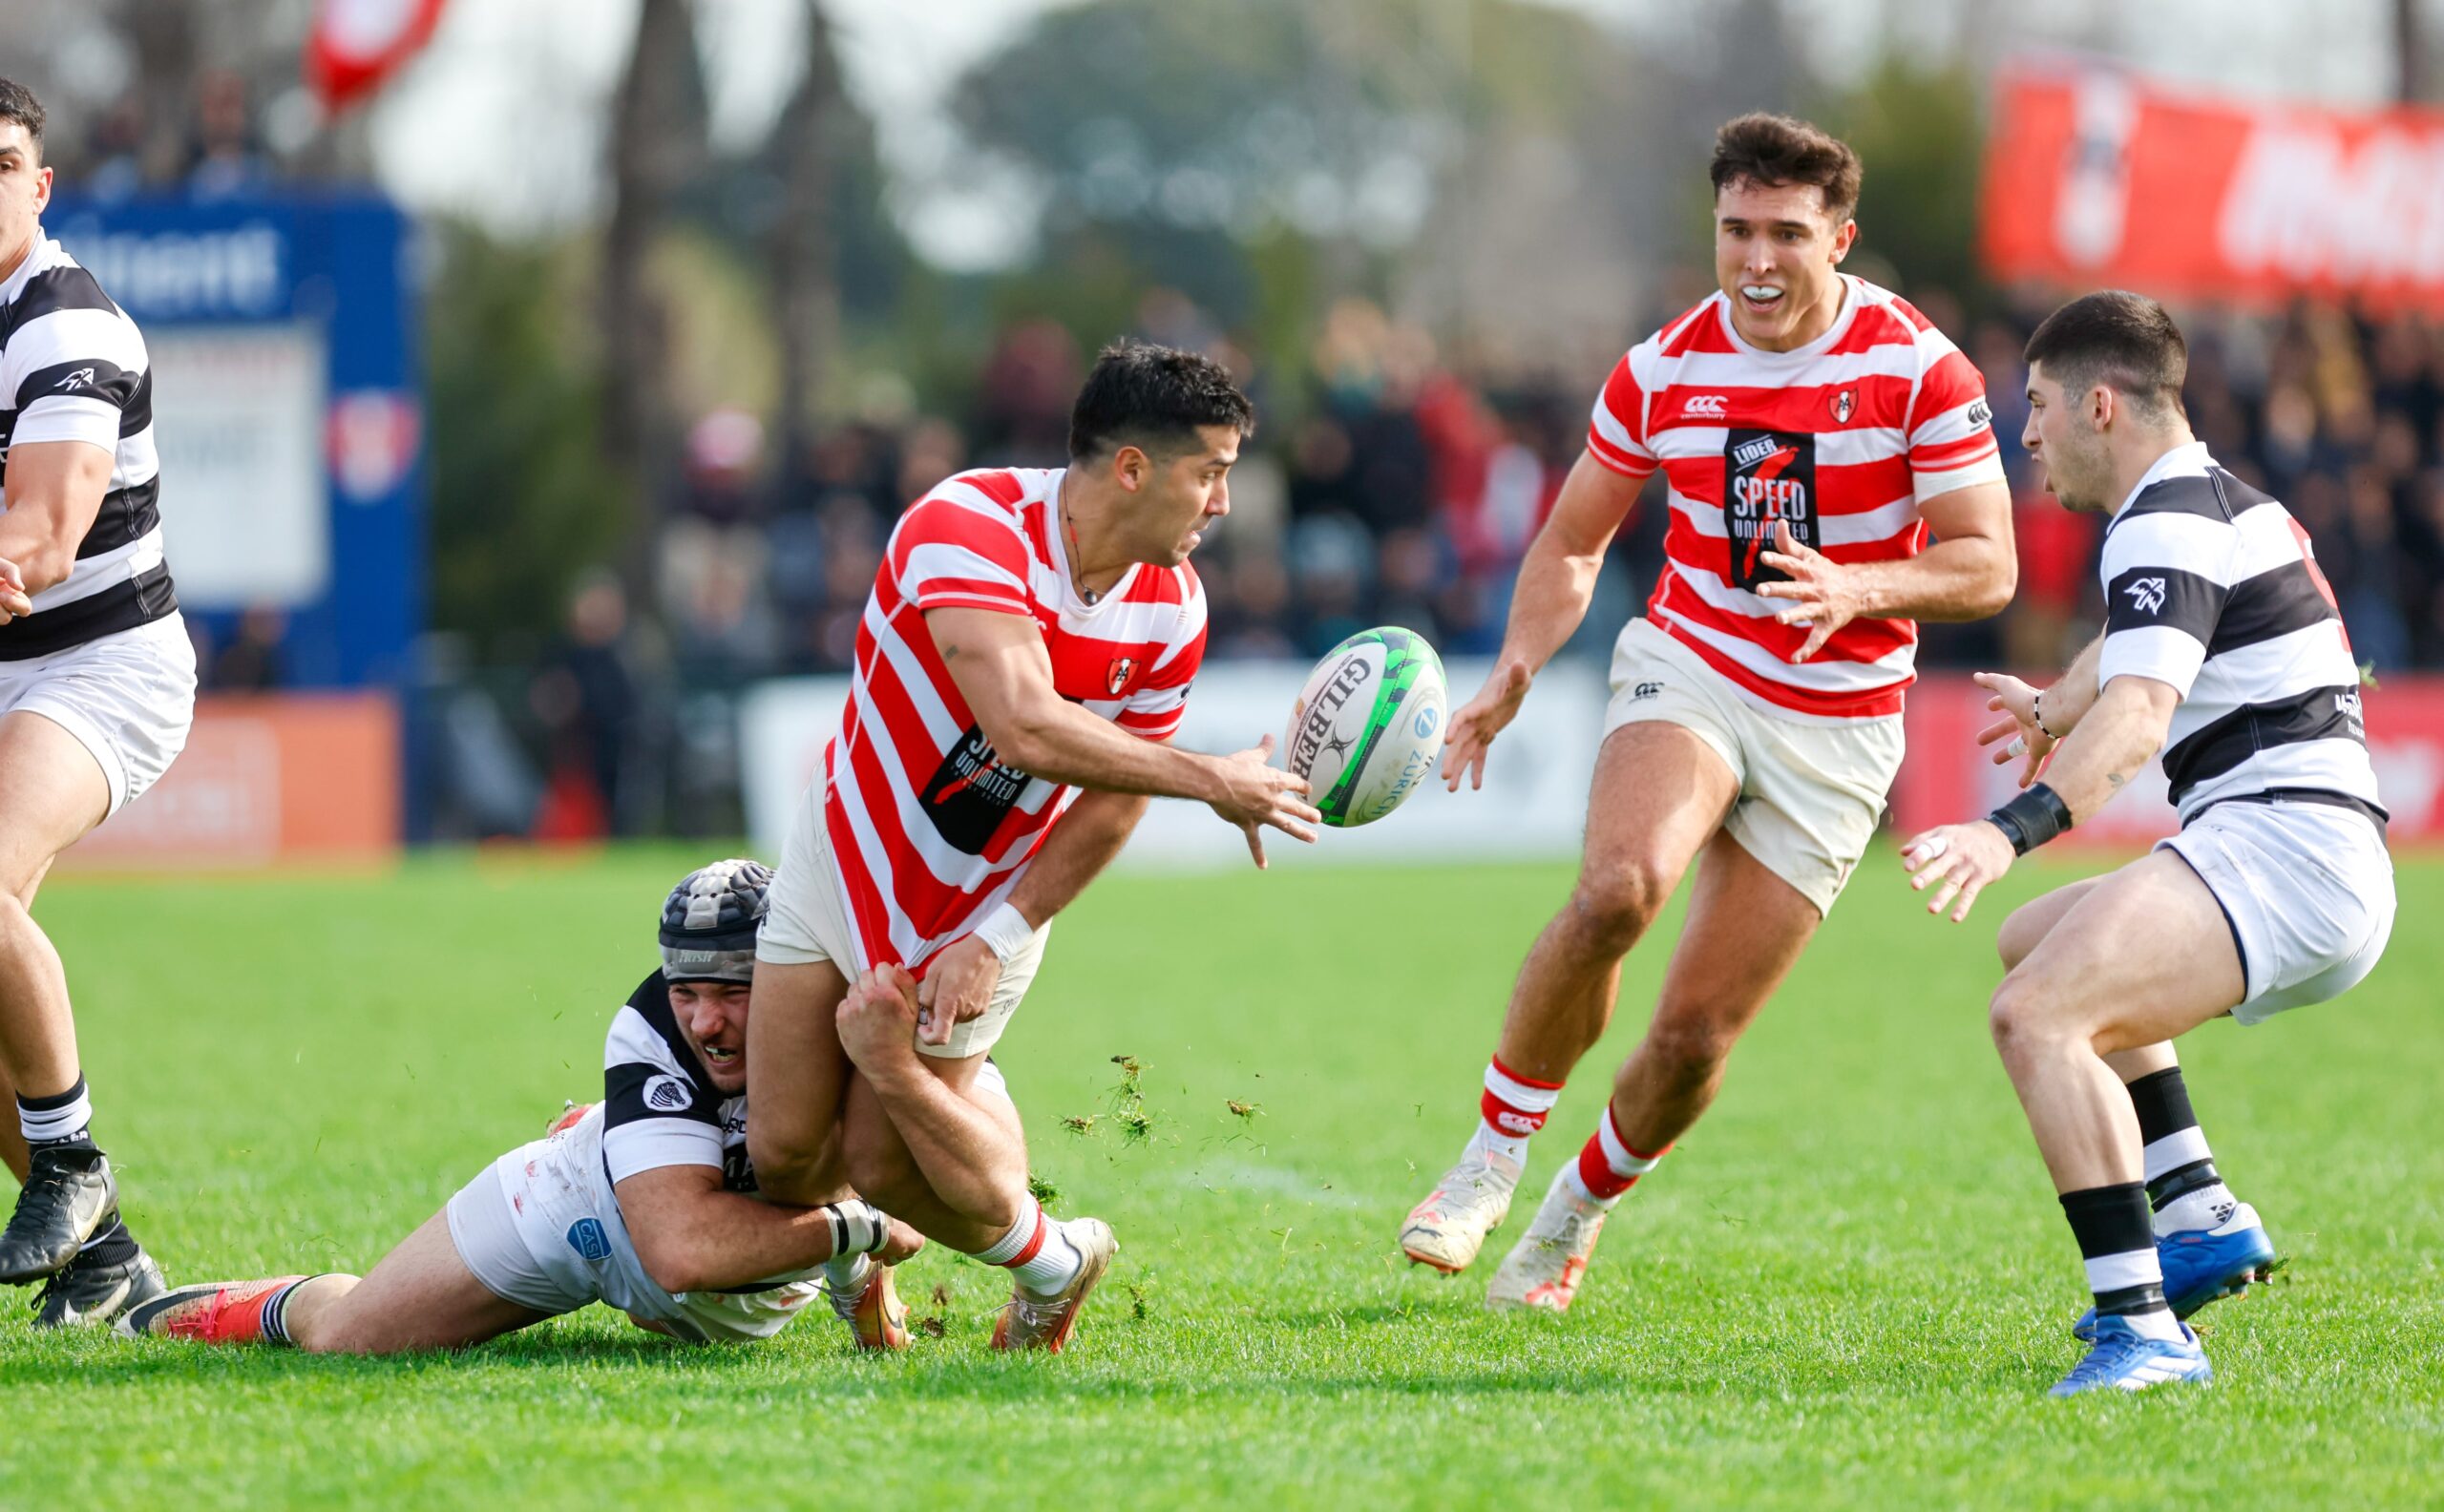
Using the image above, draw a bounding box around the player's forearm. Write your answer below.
[0,499,80,593]
[1005,789,1148,930]
[1849,532,2017,624]
[1494,531,1606,675]
[995,699,1224,804]
[2039,635,2107,735]
[637,1191,848,1293]
[0,441,112,592]
[858,1061,1028,1220]
[2026,681,2167,824]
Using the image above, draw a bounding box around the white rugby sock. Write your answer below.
[975,1199,1084,1297]
[18,1077,94,1146]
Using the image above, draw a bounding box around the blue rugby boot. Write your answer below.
[2074,1202,2277,1340]
[2050,1315,2213,1397]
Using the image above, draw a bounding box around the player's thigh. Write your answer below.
[1995,850,2246,1054]
[744,958,853,1176]
[0,711,110,893]
[840,1058,1025,1194]
[308,1210,549,1354]
[1996,876,2106,971]
[1649,827,1822,1045]
[1577,720,1740,908]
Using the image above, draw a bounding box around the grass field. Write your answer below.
[5,844,2440,1509]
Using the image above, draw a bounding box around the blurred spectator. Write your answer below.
[528,571,640,842]
[187,72,271,199]
[209,603,288,692]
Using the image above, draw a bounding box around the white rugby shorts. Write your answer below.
[1601,618,1904,916]
[758,782,1051,1059]
[0,614,195,818]
[2158,798,2395,1024]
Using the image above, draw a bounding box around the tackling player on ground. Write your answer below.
[1400,114,2016,1309]
[1903,292,2392,1396]
[748,343,1317,1352]
[121,861,929,1352]
[0,78,197,1327]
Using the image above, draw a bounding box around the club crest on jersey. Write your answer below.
[643,1074,692,1113]
[2125,577,2168,615]
[1830,388,1855,424]
[1107,656,1136,695]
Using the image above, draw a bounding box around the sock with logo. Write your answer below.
[257,1275,335,1347]
[2125,1066,2239,1236]
[1559,1104,1669,1208]
[2060,1183,2185,1342]
[18,1076,95,1148]
[1466,1056,1564,1166]
[973,1198,1084,1299]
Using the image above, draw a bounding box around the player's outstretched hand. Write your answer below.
[1971,671,2055,788]
[1900,821,2015,923]
[915,934,1002,1047]
[0,557,32,624]
[1207,733,1319,870]
[877,1215,927,1266]
[836,964,922,1070]
[1754,522,1864,663]
[1442,657,1531,792]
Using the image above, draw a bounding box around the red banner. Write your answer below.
[306,0,450,114]
[1983,62,2444,307]
[1893,674,2444,846]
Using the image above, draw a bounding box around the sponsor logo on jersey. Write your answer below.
[1629,681,1664,702]
[55,367,95,392]
[919,724,1031,855]
[2337,689,2365,728]
[2125,577,2168,615]
[1723,429,1820,590]
[1967,398,1992,429]
[1106,656,1137,695]
[1830,388,1855,424]
[643,1074,693,1113]
[566,1218,613,1263]
[1681,393,1728,419]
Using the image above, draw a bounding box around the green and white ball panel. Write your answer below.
[1282,627,1448,829]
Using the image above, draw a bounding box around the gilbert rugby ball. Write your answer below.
[1282,627,1447,828]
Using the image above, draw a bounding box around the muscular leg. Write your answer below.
[0,857,59,1183]
[1606,828,1822,1152]
[1495,723,1739,1080]
[743,958,856,1205]
[279,1212,547,1354]
[840,1062,1028,1252]
[0,713,109,1111]
[1996,875,2184,1097]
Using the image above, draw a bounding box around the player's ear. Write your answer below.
[1113,444,1150,493]
[1830,217,1856,262]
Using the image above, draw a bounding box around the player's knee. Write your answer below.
[1636,1013,1739,1086]
[840,1133,918,1206]
[1987,973,2068,1062]
[1568,861,1675,952]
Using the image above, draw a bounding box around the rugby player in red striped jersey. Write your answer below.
[1399,114,2018,1311]
[747,343,1318,1351]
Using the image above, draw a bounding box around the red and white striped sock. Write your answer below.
[974,1197,1083,1298]
[1466,1056,1564,1165]
[1561,1105,1668,1207]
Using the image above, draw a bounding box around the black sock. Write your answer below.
[2060,1183,2172,1321]
[17,1076,95,1148]
[76,1215,141,1269]
[2126,1067,2222,1209]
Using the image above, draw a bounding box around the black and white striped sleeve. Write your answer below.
[2097,511,2235,701]
[600,994,724,1183]
[1,268,147,453]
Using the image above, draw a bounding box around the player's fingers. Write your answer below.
[1793,621,1836,664]
[1928,873,1962,915]
[1254,733,1275,759]
[1976,715,2020,746]
[1950,874,1986,923]
[1242,821,1268,870]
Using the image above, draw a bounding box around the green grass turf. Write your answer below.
[4,844,2440,1508]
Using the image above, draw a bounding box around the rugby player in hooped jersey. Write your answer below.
[1400,113,2017,1310]
[748,343,1317,1352]
[120,861,932,1353]
[1904,292,2393,1396]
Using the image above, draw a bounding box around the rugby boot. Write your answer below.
[826,1257,910,1352]
[2074,1203,2278,1340]
[116,1276,306,1344]
[0,1144,118,1283]
[1400,1144,1521,1274]
[991,1217,1116,1354]
[32,1235,166,1329]
[1485,1165,1609,1312]
[2049,1315,2212,1397]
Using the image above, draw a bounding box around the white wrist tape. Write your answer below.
[974,902,1034,964]
[822,1199,889,1258]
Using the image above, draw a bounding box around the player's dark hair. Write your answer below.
[1710,112,1861,221]
[0,78,44,163]
[1068,340,1254,462]
[2024,290,2188,424]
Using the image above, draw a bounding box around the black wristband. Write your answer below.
[1985,783,2074,856]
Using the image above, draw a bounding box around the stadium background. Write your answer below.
[5,6,2444,1508]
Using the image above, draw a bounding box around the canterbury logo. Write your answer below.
[1493,1110,1543,1135]
[2125,577,2168,615]
[1681,393,1728,418]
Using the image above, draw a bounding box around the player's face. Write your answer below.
[1713,178,1856,352]
[0,125,52,254]
[1133,425,1241,566]
[668,979,753,1093]
[2021,364,2112,514]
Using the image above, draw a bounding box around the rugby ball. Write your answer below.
[1282,627,1447,828]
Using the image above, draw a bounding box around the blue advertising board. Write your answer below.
[43,191,423,690]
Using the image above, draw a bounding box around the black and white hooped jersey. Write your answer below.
[2097,442,2383,829]
[0,232,176,659]
[600,972,753,1192]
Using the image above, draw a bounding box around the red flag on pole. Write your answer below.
[306,0,451,114]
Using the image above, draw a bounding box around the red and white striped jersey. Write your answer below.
[821,467,1207,972]
[1587,276,2005,719]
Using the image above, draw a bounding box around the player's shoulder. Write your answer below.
[605,971,695,1074]
[1634,292,1733,364]
[896,467,1050,546]
[1837,278,1956,353]
[0,241,131,345]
